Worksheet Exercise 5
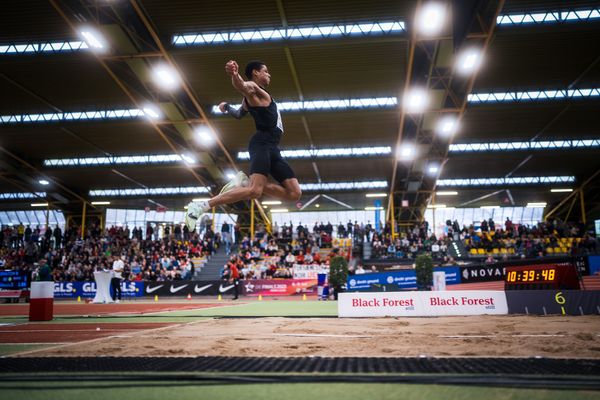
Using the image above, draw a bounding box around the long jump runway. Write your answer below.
[0,302,228,317]
[0,302,238,350]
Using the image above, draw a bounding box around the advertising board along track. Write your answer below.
[338,291,508,317]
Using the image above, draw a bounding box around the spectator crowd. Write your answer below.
[0,216,597,284]
[0,222,218,283]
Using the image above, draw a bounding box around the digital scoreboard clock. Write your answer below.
[504,263,580,290]
[0,270,30,290]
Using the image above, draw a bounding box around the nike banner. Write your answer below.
[144,281,235,296]
[143,280,319,297]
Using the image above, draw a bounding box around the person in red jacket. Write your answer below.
[229,262,240,300]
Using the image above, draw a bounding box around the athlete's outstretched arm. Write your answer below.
[225,60,258,97]
[218,102,247,119]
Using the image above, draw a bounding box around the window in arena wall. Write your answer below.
[270,209,385,237]
[425,207,545,236]
[0,210,65,230]
[105,208,237,240]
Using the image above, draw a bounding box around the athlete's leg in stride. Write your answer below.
[185,174,266,230]
[262,178,302,202]
[210,173,267,207]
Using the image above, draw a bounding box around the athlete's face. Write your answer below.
[254,65,271,87]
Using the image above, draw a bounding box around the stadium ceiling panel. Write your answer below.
[0,0,598,215]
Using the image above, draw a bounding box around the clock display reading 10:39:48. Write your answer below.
[506,268,556,283]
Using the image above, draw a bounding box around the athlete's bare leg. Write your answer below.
[262,178,302,202]
[207,173,267,208]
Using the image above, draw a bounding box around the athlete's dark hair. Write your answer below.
[245,60,266,80]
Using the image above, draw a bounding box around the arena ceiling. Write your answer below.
[0,0,599,224]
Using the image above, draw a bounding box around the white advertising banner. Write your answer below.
[292,264,329,279]
[338,290,508,317]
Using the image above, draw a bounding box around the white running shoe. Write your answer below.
[219,171,249,195]
[185,200,210,230]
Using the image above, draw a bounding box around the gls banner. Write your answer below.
[338,290,508,317]
[54,281,144,298]
[144,281,236,296]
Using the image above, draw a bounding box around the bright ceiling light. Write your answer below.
[366,193,387,198]
[225,171,236,180]
[365,206,384,211]
[270,208,289,213]
[527,202,547,207]
[428,164,439,174]
[152,64,180,90]
[427,204,446,209]
[315,204,320,208]
[456,48,482,74]
[142,105,161,120]
[397,143,416,160]
[404,88,429,113]
[436,115,458,137]
[90,186,209,197]
[551,188,573,193]
[180,153,197,165]
[38,179,50,185]
[195,125,214,145]
[91,201,110,205]
[416,2,447,36]
[31,203,49,207]
[262,200,282,205]
[79,27,106,50]
[436,191,458,196]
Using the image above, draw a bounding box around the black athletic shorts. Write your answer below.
[248,130,296,184]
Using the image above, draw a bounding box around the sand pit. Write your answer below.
[18,315,600,358]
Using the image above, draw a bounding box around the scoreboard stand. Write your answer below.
[505,263,581,290]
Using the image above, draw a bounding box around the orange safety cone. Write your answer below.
[187,293,192,301]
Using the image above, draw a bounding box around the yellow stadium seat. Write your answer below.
[493,248,500,254]
[508,248,515,254]
[561,248,568,253]
[500,248,508,254]
[477,248,485,255]
[554,247,561,253]
[470,249,478,255]
[546,247,554,254]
